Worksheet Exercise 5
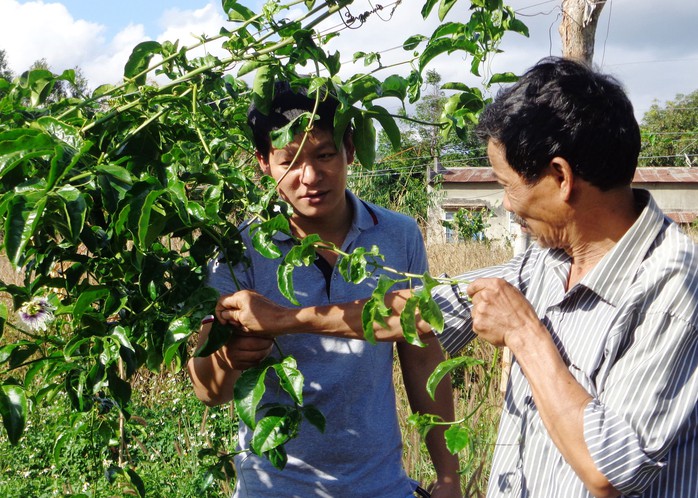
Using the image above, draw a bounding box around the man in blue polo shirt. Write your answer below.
[188,82,461,498]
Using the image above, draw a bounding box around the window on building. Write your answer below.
[442,207,489,242]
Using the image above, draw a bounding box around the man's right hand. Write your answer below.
[216,290,289,337]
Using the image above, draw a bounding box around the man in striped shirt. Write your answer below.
[215,57,698,497]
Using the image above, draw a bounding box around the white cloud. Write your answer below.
[0,0,105,73]
[0,0,229,88]
[157,3,228,58]
[82,23,149,87]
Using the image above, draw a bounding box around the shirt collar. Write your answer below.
[271,190,377,243]
[577,189,667,306]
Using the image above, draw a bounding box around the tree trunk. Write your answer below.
[559,0,607,64]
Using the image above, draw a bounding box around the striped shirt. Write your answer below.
[432,190,698,497]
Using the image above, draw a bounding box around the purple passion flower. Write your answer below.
[18,297,56,331]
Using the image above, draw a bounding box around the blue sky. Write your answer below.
[2,0,698,119]
[52,0,217,38]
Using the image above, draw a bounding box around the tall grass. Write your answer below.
[396,241,513,495]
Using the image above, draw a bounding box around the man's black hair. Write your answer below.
[476,56,641,190]
[247,81,348,161]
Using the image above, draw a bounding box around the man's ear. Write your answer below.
[256,150,271,175]
[343,137,356,165]
[549,157,574,201]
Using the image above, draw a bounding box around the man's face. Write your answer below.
[488,140,568,249]
[258,128,354,224]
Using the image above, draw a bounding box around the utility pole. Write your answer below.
[559,0,607,64]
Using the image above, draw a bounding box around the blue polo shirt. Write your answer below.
[208,191,428,498]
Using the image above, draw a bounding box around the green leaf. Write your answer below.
[224,0,259,26]
[438,0,458,21]
[163,317,192,366]
[407,412,442,439]
[444,424,473,453]
[4,194,48,266]
[126,468,146,498]
[233,358,277,428]
[416,274,445,333]
[426,356,484,399]
[302,404,326,433]
[251,409,293,453]
[53,430,70,465]
[271,356,304,406]
[124,41,162,85]
[108,368,132,407]
[237,59,266,78]
[194,320,232,357]
[360,275,397,344]
[36,116,83,151]
[264,445,288,470]
[72,286,109,324]
[343,75,381,104]
[488,72,519,84]
[507,17,530,37]
[252,65,275,116]
[0,129,54,179]
[19,69,55,106]
[367,105,401,151]
[250,215,290,259]
[333,105,358,151]
[419,37,478,73]
[137,189,166,250]
[0,383,27,445]
[0,302,6,339]
[403,35,427,51]
[380,74,408,101]
[277,263,300,306]
[56,186,87,244]
[400,295,425,347]
[110,327,133,353]
[353,112,376,168]
[420,0,439,18]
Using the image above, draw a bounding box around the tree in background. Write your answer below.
[29,58,90,100]
[0,49,13,81]
[349,70,486,227]
[640,90,698,167]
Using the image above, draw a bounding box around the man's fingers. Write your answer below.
[215,292,244,323]
[466,277,494,299]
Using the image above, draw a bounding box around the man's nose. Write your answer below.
[300,161,321,184]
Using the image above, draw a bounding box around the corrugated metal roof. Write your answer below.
[440,168,497,183]
[632,168,698,183]
[441,167,698,183]
[440,167,698,184]
[665,212,698,224]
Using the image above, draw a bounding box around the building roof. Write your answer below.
[440,167,698,184]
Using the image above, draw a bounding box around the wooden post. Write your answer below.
[500,223,531,394]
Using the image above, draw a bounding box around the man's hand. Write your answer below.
[218,334,274,370]
[216,290,289,337]
[188,321,274,406]
[428,476,463,498]
[466,277,540,348]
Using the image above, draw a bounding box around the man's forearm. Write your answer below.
[219,288,435,342]
[187,323,239,406]
[508,326,619,498]
[397,338,461,493]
